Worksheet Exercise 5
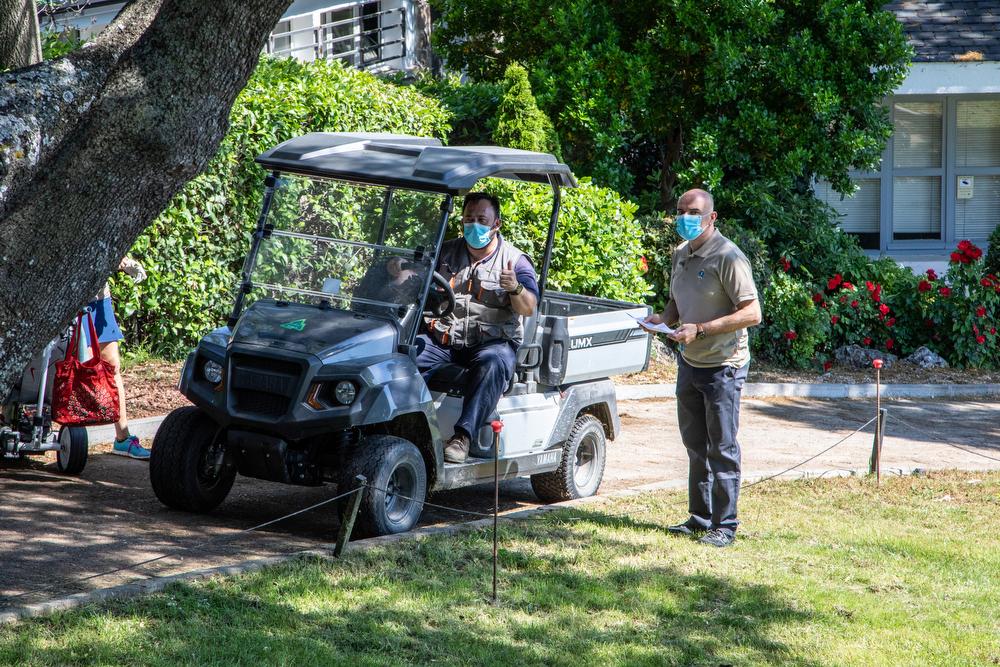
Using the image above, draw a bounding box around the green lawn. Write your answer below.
[3,472,999,666]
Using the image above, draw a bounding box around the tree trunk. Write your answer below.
[0,0,42,70]
[659,125,683,211]
[0,0,292,398]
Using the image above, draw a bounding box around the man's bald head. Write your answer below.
[677,189,715,215]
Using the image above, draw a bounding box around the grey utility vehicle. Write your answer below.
[149,133,651,536]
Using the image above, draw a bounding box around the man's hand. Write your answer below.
[669,323,699,344]
[499,260,519,293]
[643,313,664,326]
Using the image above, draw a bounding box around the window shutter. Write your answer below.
[893,102,943,168]
[815,179,879,233]
[893,177,941,237]
[957,101,1000,168]
[955,176,1000,239]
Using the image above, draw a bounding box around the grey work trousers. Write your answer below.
[675,356,749,534]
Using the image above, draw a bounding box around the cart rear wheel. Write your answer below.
[150,406,235,512]
[342,435,427,537]
[530,414,607,502]
[56,426,88,475]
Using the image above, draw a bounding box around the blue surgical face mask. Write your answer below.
[675,213,704,241]
[463,222,494,249]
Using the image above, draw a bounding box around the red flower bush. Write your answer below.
[850,300,859,308]
[977,335,986,345]
[784,330,797,341]
[885,338,895,350]
[918,280,932,293]
[812,293,824,304]
[939,287,952,297]
[830,315,839,325]
[926,268,938,280]
[977,306,987,317]
[951,240,983,264]
[863,337,872,346]
[827,274,843,291]
[780,257,791,272]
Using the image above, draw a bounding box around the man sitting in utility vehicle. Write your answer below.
[416,192,538,463]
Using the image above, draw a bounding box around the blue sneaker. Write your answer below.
[112,435,151,460]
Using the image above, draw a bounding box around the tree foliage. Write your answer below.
[491,62,560,156]
[430,0,911,209]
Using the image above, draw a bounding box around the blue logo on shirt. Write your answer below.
[698,270,705,279]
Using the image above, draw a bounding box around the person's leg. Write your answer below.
[701,362,749,535]
[414,333,454,371]
[90,297,148,460]
[98,340,130,442]
[453,341,516,445]
[674,357,713,531]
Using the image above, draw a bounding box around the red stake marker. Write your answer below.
[491,420,503,604]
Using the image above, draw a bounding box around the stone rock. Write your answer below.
[834,344,898,370]
[650,337,677,363]
[905,345,949,369]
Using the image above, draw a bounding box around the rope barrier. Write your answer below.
[885,411,1000,464]
[3,485,365,604]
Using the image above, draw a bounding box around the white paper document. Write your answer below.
[629,313,676,336]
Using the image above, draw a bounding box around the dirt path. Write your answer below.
[2,396,997,610]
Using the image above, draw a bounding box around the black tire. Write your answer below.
[530,414,607,502]
[55,426,88,475]
[341,435,427,538]
[149,406,235,512]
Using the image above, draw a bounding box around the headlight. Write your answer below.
[203,360,224,384]
[334,380,357,405]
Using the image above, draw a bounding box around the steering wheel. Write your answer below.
[423,271,456,319]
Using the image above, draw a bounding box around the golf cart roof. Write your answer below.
[255,132,578,194]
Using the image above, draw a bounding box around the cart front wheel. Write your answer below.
[56,426,89,475]
[342,435,427,538]
[150,406,235,512]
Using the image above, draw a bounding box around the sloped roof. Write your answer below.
[886,1,1000,62]
[256,133,578,194]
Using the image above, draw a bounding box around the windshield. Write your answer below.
[247,174,448,337]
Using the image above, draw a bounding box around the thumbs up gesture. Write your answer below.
[500,259,519,293]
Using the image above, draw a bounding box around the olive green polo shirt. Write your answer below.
[669,230,758,368]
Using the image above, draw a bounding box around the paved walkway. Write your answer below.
[1,396,997,612]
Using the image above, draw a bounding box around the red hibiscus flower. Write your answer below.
[878,303,890,315]
[939,287,952,297]
[812,293,824,304]
[950,252,964,264]
[780,257,791,272]
[827,274,843,291]
[958,240,972,252]
[823,361,832,372]
[992,328,997,335]
[885,338,895,350]
[830,315,840,325]
[887,317,896,327]
[977,335,987,345]
[969,246,983,260]
[865,280,875,292]
[976,306,987,317]
[926,268,938,280]
[842,281,854,290]
[850,299,859,308]
[918,280,932,293]
[863,337,872,346]
[784,330,797,341]
[982,278,993,288]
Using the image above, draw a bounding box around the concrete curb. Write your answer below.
[0,464,936,625]
[615,382,1000,400]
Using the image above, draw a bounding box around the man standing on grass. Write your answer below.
[642,188,761,548]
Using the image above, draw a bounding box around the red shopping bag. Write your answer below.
[52,311,120,426]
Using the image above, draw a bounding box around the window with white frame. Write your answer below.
[817,94,1000,252]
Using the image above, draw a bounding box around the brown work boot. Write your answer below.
[443,433,470,463]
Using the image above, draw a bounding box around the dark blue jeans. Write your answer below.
[676,357,749,534]
[415,334,516,441]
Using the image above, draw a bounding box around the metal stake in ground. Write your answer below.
[490,419,504,604]
[870,359,884,484]
[334,475,367,557]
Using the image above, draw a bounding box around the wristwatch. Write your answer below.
[509,283,524,296]
[696,324,706,340]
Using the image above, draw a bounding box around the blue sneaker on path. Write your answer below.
[112,435,150,460]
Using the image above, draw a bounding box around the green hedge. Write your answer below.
[111,58,452,358]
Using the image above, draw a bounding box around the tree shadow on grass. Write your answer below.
[0,507,821,667]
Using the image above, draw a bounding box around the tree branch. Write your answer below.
[0,0,291,396]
